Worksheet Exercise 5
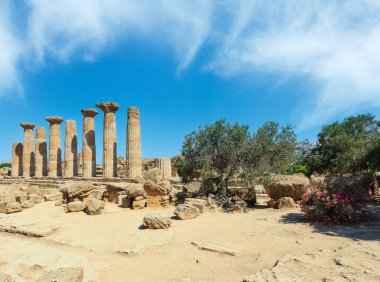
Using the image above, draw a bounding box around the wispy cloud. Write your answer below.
[0,1,23,96]
[1,0,380,128]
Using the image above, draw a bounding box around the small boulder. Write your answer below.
[275,197,296,209]
[85,198,105,215]
[144,179,167,196]
[143,168,163,183]
[134,175,146,185]
[36,267,83,282]
[44,192,62,202]
[183,181,201,194]
[132,199,146,209]
[21,200,34,209]
[59,181,94,202]
[143,213,171,229]
[184,198,206,213]
[28,194,44,204]
[67,201,86,212]
[174,204,200,220]
[5,202,22,214]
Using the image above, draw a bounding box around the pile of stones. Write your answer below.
[0,183,62,214]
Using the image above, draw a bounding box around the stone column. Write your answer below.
[96,102,119,178]
[155,158,172,178]
[81,109,98,178]
[20,123,35,177]
[64,120,77,177]
[126,107,142,178]
[11,142,23,177]
[46,116,64,177]
[35,127,47,177]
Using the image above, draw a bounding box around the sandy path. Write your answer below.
[0,198,379,281]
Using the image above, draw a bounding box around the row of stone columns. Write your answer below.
[11,102,142,179]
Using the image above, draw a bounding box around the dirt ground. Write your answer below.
[0,195,379,282]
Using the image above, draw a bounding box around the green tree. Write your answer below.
[305,114,380,175]
[176,119,249,195]
[177,120,297,194]
[241,122,297,184]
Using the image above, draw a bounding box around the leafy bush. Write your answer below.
[0,163,11,169]
[301,189,367,225]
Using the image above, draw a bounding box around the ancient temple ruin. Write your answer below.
[11,102,145,179]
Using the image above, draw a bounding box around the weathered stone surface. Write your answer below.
[191,241,243,256]
[174,204,200,220]
[183,181,202,194]
[155,158,172,179]
[21,200,34,209]
[134,175,146,185]
[35,127,47,177]
[28,194,44,204]
[20,122,35,177]
[64,120,78,177]
[44,192,62,202]
[144,179,167,196]
[5,202,22,214]
[36,267,83,282]
[11,142,23,177]
[132,199,146,209]
[82,108,98,178]
[0,272,15,282]
[0,175,4,182]
[134,196,145,201]
[126,107,143,178]
[143,168,163,183]
[121,197,131,208]
[184,198,206,213]
[60,181,93,202]
[107,183,145,198]
[46,116,64,177]
[27,186,42,196]
[275,197,296,209]
[228,187,257,205]
[143,213,171,229]
[264,173,310,201]
[67,201,86,212]
[146,195,162,208]
[85,198,105,215]
[0,222,60,237]
[96,101,119,178]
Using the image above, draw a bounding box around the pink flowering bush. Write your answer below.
[300,189,366,225]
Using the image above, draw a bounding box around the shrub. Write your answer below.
[300,189,367,225]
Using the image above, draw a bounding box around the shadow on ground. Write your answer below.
[279,203,380,242]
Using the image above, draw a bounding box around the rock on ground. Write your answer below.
[5,202,22,214]
[183,181,201,194]
[59,181,94,202]
[144,179,167,196]
[184,198,206,213]
[275,197,296,209]
[85,198,105,215]
[0,222,60,237]
[21,200,34,209]
[67,201,86,212]
[143,213,171,229]
[228,187,257,205]
[0,272,14,282]
[36,267,83,282]
[174,204,200,220]
[264,173,310,201]
[44,192,62,202]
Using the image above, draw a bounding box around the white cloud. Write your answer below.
[1,0,380,129]
[0,1,23,96]
[208,0,380,128]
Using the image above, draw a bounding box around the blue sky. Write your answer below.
[1,1,380,162]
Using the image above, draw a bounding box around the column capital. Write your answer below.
[81,108,98,117]
[46,116,64,124]
[20,123,35,130]
[128,107,140,119]
[96,102,119,113]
